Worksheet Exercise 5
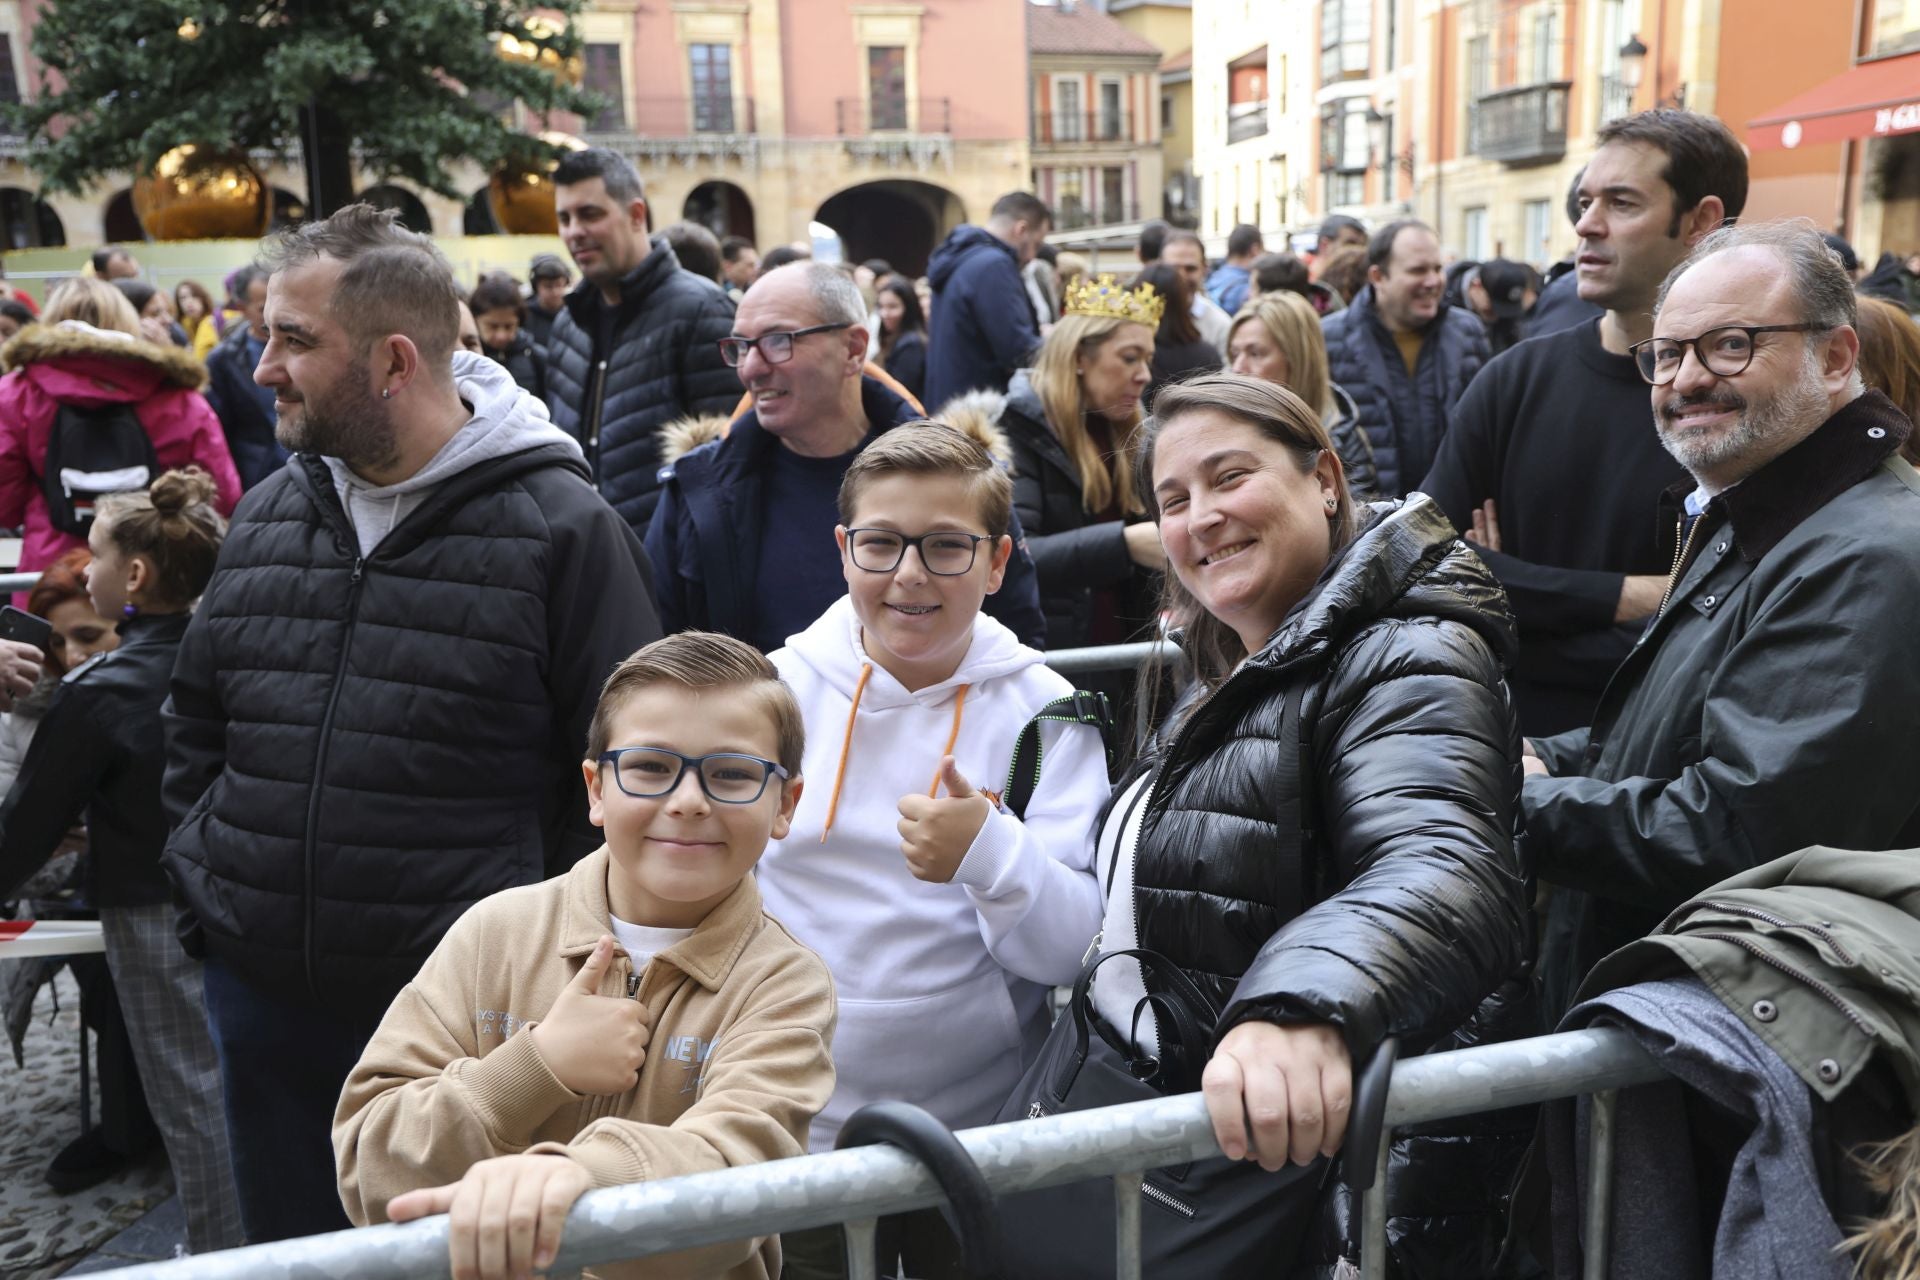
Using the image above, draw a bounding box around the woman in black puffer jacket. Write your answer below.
[1090,372,1533,1277]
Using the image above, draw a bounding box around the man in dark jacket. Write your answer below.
[545,148,739,534]
[1423,110,1745,736]
[1321,219,1489,497]
[200,265,287,490]
[1523,219,1920,1019]
[648,261,1046,652]
[161,206,660,1244]
[922,190,1050,410]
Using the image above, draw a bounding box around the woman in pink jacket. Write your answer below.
[0,278,241,603]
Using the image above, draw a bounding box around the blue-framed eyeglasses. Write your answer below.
[597,747,788,804]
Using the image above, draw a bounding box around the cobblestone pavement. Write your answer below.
[0,970,175,1279]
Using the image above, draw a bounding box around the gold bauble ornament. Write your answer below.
[495,16,583,88]
[487,131,587,235]
[132,145,270,241]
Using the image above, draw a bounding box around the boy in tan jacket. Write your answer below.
[334,633,836,1280]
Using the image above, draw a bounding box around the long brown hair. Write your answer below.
[1134,373,1358,698]
[1029,311,1152,516]
[1854,295,1920,467]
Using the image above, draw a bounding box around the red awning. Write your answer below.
[1747,50,1920,151]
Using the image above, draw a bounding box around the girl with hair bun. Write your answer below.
[0,467,242,1253]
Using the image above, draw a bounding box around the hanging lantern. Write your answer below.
[131,144,271,241]
[487,131,587,235]
[494,15,584,88]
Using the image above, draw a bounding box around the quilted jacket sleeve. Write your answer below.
[1220,617,1527,1059]
[678,293,742,419]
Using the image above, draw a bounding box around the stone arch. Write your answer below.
[103,188,144,242]
[271,188,310,230]
[682,181,756,245]
[356,184,433,234]
[0,188,65,249]
[464,187,498,235]
[813,180,967,277]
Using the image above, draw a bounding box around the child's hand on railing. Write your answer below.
[387,1152,592,1280]
[896,756,991,883]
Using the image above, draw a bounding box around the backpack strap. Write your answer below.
[999,690,1114,820]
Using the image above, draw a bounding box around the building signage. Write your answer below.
[1875,101,1920,135]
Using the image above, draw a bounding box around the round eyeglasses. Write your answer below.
[844,528,993,576]
[1629,324,1830,386]
[717,323,853,368]
[597,748,788,804]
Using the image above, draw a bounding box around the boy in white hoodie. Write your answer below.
[760,422,1109,1279]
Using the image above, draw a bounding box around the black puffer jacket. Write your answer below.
[0,613,188,908]
[1129,495,1532,1275]
[161,445,660,1014]
[1321,286,1489,497]
[544,241,739,533]
[484,329,548,404]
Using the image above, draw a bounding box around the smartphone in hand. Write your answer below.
[0,606,54,653]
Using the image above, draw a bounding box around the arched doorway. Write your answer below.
[356,184,433,234]
[813,181,965,277]
[682,181,755,244]
[0,188,65,249]
[464,187,498,235]
[103,189,145,242]
[271,188,310,230]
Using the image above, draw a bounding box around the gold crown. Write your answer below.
[1063,273,1165,327]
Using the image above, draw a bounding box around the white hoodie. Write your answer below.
[762,595,1108,1149]
[325,351,585,557]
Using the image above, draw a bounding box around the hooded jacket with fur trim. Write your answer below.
[759,596,1108,1149]
[0,321,242,593]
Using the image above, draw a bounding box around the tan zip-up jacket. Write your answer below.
[334,847,837,1279]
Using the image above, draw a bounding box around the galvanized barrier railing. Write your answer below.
[1041,639,1175,676]
[0,571,41,594]
[106,1027,1666,1280]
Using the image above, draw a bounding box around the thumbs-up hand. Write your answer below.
[530,935,652,1096]
[896,756,993,884]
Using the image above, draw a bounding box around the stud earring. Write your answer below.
[1324,497,1336,511]
[381,388,392,399]
[122,603,137,618]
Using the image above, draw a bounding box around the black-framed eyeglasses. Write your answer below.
[844,527,994,576]
[1629,324,1830,386]
[717,323,852,368]
[597,747,788,804]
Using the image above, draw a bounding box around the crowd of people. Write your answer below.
[1,101,1920,1280]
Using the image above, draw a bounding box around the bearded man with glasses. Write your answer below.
[1520,218,1920,1018]
[647,261,1046,653]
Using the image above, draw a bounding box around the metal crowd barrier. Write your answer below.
[107,1027,1666,1280]
[0,571,41,594]
[1041,639,1176,676]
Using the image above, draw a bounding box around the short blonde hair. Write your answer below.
[585,632,804,776]
[837,421,1013,538]
[43,277,142,336]
[1230,292,1336,421]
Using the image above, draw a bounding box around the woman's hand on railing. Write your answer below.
[1201,1020,1353,1172]
[387,1153,592,1280]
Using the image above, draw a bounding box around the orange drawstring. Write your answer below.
[927,685,971,796]
[821,663,873,841]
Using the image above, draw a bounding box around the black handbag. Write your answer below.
[992,946,1328,1279]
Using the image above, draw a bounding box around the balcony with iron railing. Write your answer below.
[835,97,952,135]
[583,96,758,139]
[1467,81,1571,166]
[1033,109,1137,146]
[1052,199,1140,231]
[1227,101,1268,144]
[1598,73,1635,124]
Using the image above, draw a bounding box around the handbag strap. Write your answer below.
[1070,946,1220,1080]
[1000,691,1115,819]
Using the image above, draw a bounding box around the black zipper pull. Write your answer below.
[349,557,365,585]
[626,971,641,998]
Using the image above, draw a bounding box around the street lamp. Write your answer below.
[1617,33,1686,109]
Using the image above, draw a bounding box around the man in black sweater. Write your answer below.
[1422,110,1747,735]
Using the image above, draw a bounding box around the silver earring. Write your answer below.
[381,388,391,399]
[1324,497,1336,511]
